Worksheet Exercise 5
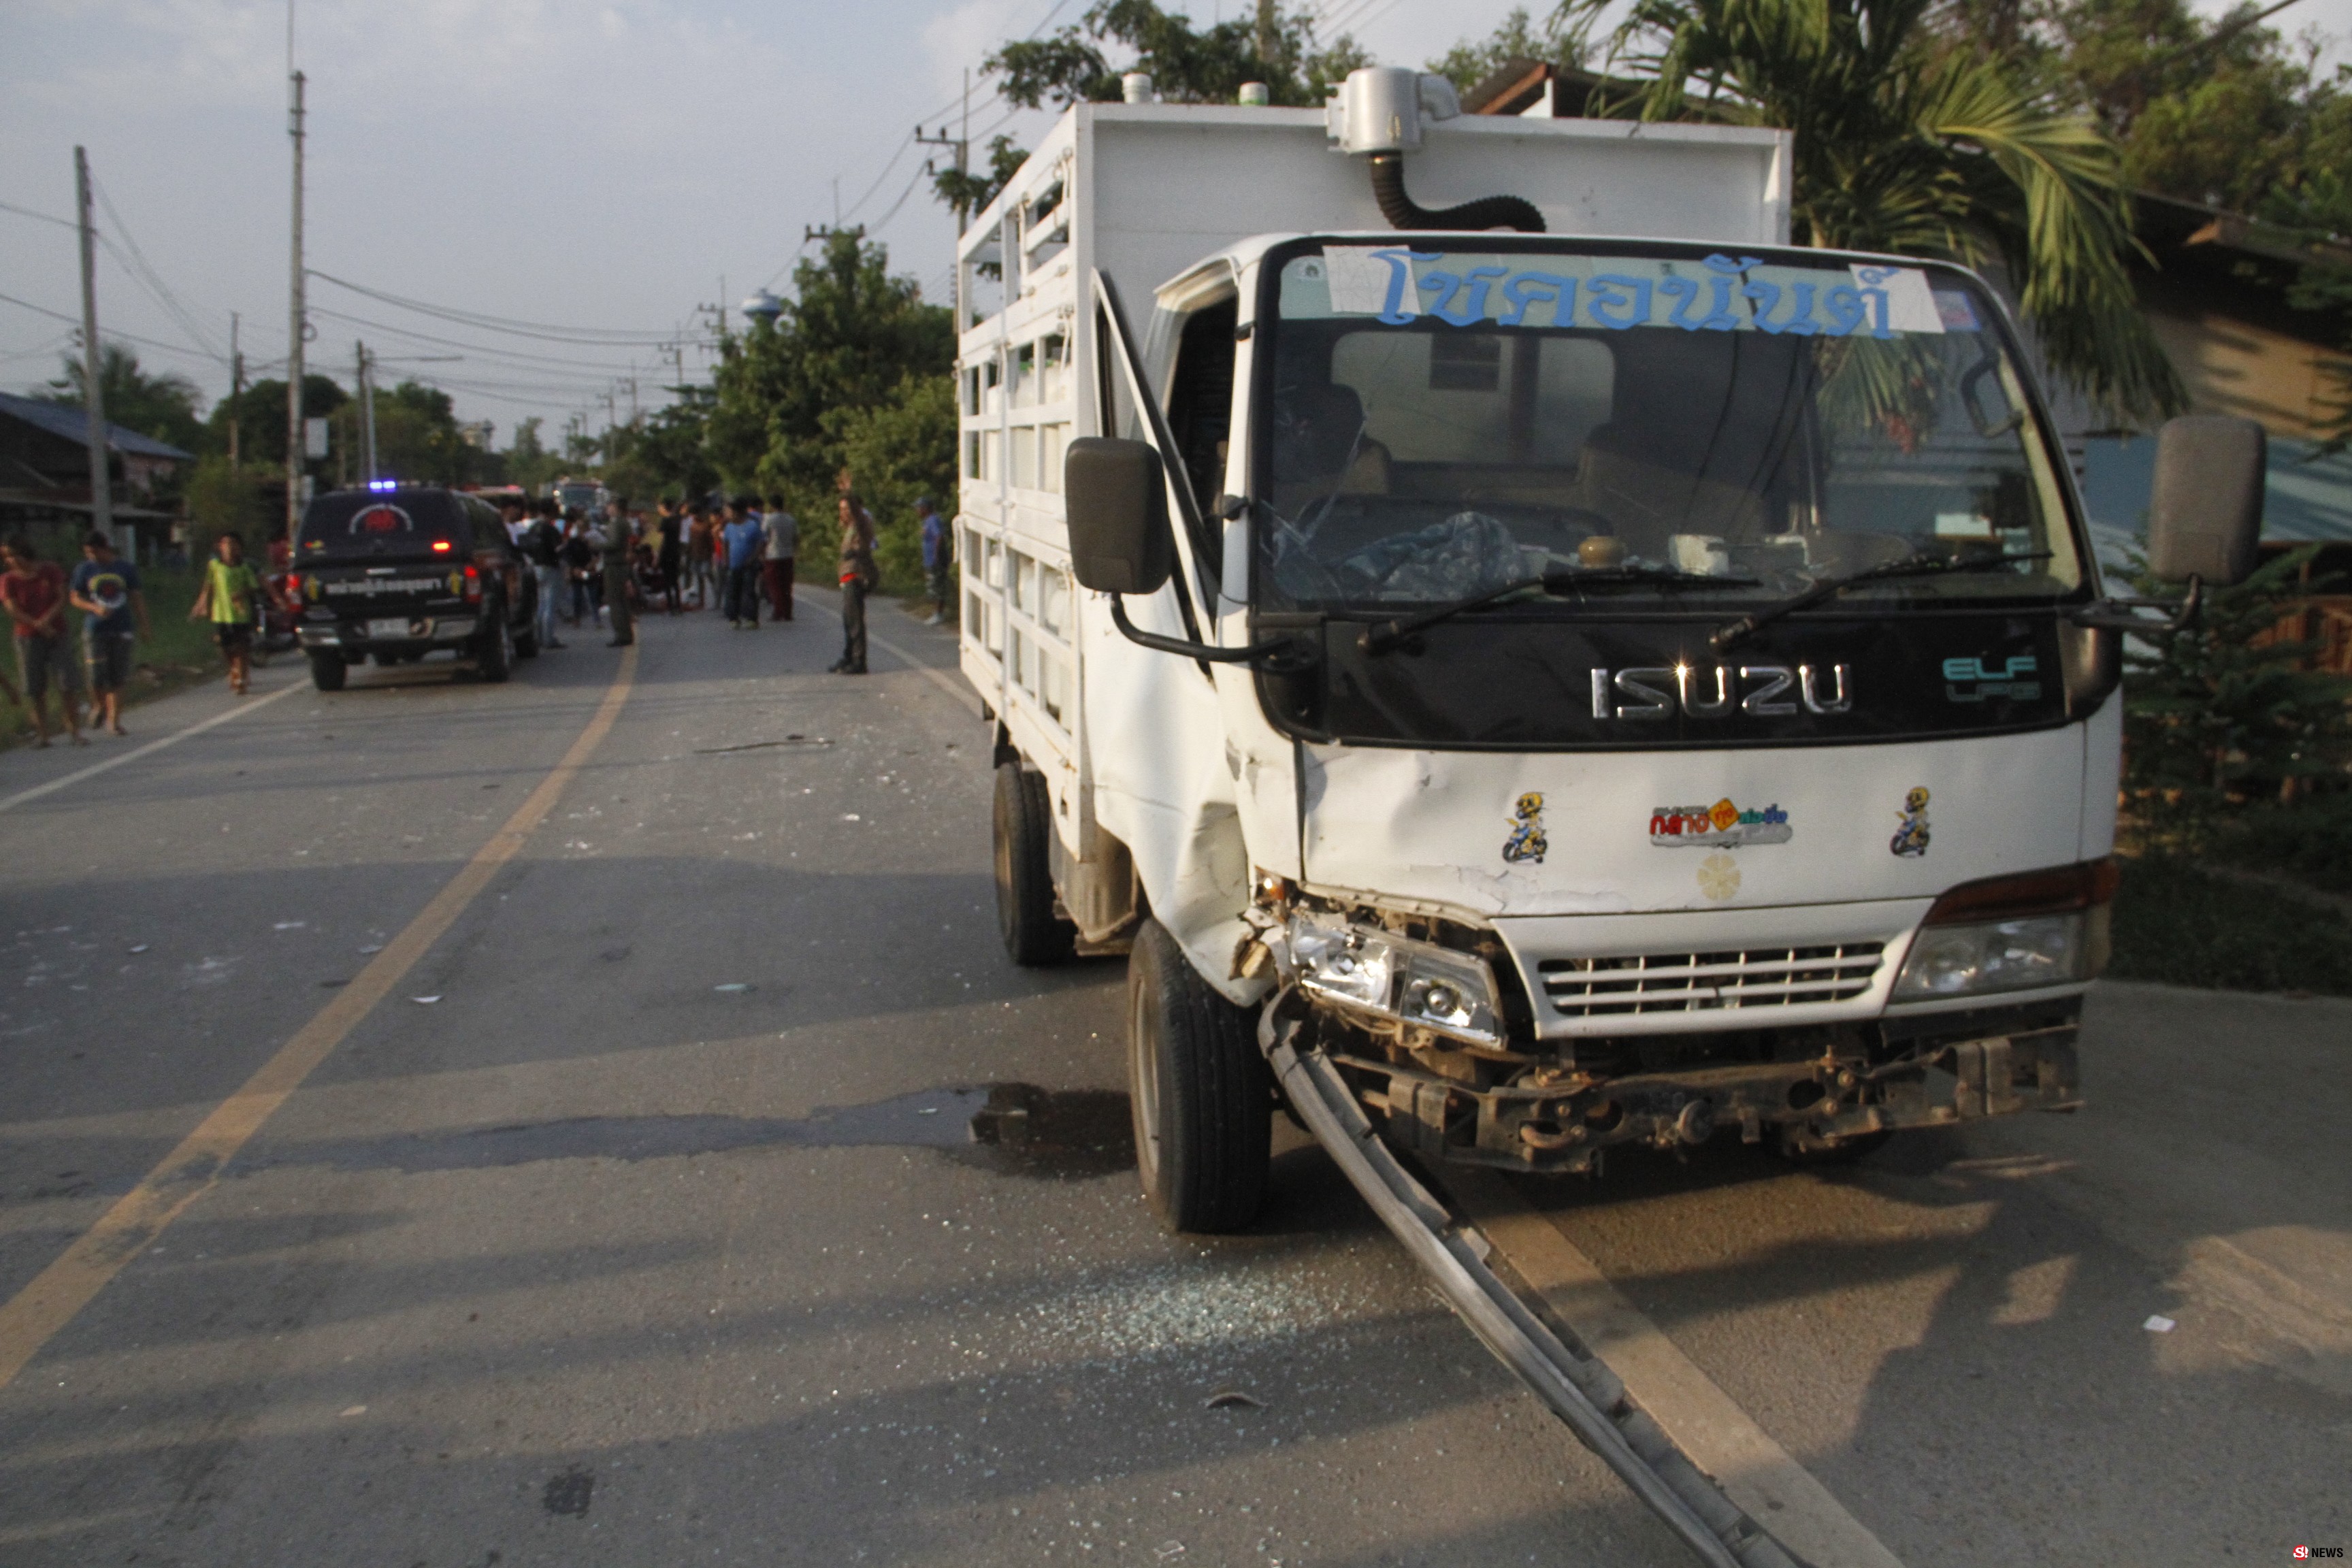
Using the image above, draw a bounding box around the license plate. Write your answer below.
[367,617,418,638]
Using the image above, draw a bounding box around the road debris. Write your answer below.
[1205,1387,1264,1410]
[412,995,442,1004]
[2144,1314,2177,1333]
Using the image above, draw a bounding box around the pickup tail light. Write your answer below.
[462,566,482,602]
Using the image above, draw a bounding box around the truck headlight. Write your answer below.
[1891,861,2116,1002]
[1288,910,1503,1045]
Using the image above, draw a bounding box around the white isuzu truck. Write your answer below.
[954,69,2263,1235]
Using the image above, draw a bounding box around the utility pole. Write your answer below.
[696,298,732,361]
[355,340,376,483]
[229,312,244,474]
[917,78,971,326]
[1255,0,1275,65]
[73,146,112,542]
[287,67,308,541]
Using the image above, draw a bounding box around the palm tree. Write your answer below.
[1562,0,2185,423]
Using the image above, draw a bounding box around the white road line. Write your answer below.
[0,681,304,816]
[1452,1170,1909,1568]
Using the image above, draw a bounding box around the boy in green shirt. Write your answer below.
[190,534,274,696]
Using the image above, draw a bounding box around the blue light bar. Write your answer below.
[368,478,397,491]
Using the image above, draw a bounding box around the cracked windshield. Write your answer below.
[1258,245,2087,610]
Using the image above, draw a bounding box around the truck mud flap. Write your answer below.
[1264,1014,1813,1568]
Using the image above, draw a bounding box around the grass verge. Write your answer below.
[2108,855,2352,996]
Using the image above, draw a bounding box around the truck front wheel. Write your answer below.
[1127,919,1270,1234]
[993,762,1073,965]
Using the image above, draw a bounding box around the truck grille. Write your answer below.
[1538,942,1886,1017]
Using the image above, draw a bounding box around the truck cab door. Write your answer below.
[1156,274,1306,885]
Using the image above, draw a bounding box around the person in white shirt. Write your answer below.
[760,495,798,620]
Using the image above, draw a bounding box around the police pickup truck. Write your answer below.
[290,485,539,691]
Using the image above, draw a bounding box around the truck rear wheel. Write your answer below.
[993,762,1073,965]
[1127,918,1270,1234]
[308,651,346,692]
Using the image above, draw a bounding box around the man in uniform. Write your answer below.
[830,474,877,675]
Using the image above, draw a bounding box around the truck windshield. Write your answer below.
[1254,243,2084,612]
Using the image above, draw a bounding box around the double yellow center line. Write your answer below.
[0,647,638,1393]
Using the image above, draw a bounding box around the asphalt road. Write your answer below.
[0,594,2343,1567]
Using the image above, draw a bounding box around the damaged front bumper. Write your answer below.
[1245,896,2083,1175]
[1264,986,2082,1173]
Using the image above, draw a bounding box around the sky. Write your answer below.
[3,0,2346,454]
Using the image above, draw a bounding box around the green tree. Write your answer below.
[2263,164,2352,456]
[932,133,1034,228]
[332,379,482,485]
[1428,6,1592,93]
[1934,0,2352,216]
[505,416,564,493]
[603,386,719,504]
[708,229,953,502]
[39,342,206,453]
[988,0,1369,110]
[828,373,959,591]
[1565,0,2185,422]
[204,374,348,470]
[2123,544,2352,845]
[182,453,274,557]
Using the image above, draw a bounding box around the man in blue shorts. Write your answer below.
[70,532,148,736]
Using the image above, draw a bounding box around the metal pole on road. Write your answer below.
[287,68,308,543]
[74,146,113,545]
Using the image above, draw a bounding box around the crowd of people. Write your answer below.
[0,476,956,748]
[492,472,941,679]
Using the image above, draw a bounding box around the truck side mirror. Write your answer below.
[2147,415,2264,586]
[1064,437,1174,595]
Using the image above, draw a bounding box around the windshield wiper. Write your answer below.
[1361,565,1759,655]
[1710,551,2055,652]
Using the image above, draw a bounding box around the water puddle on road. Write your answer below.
[242,1083,1134,1182]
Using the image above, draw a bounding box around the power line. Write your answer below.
[91,177,226,360]
[304,304,700,375]
[306,270,687,345]
[0,332,76,368]
[760,18,1048,291]
[0,199,76,230]
[864,159,936,239]
[0,289,224,369]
